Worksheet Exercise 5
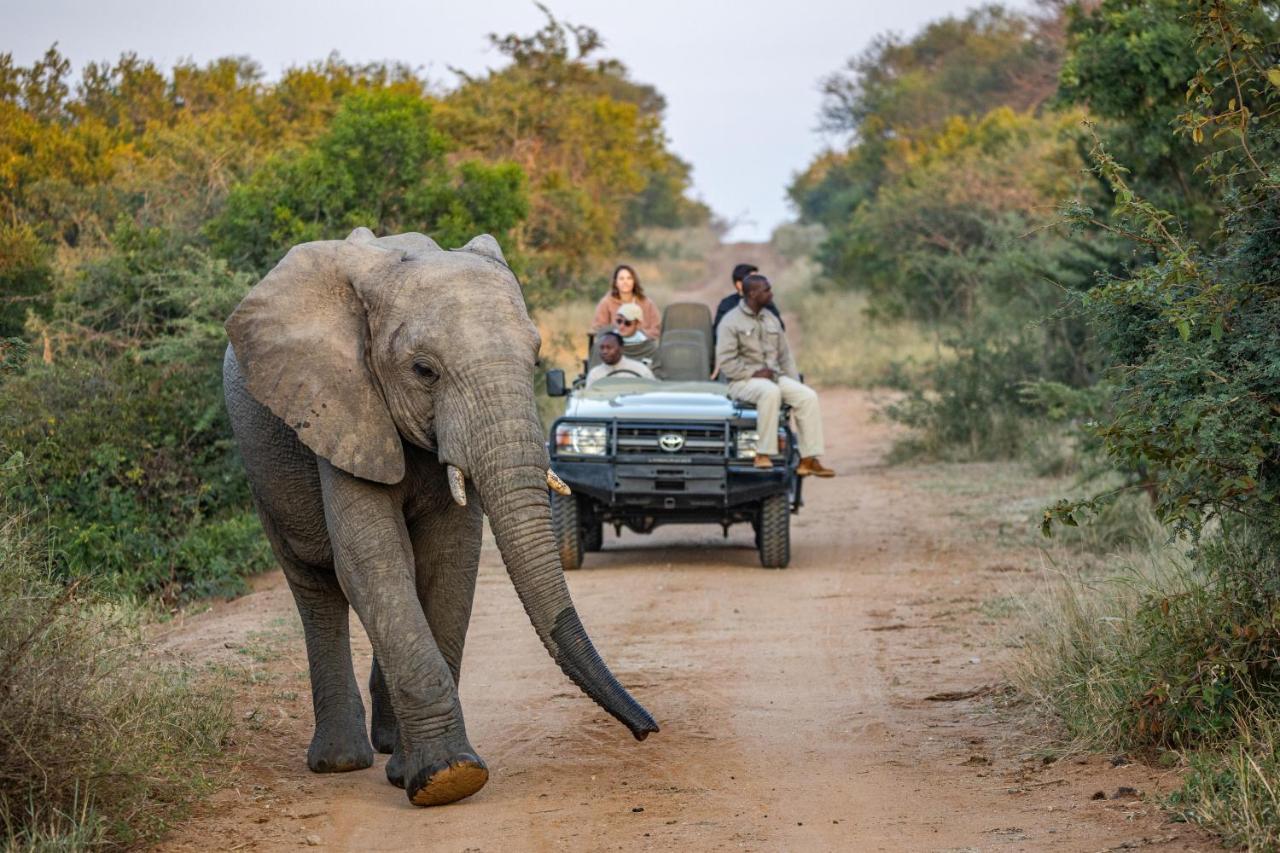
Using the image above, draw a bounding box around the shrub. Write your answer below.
[0,506,232,849]
[1015,525,1280,847]
[886,332,1044,460]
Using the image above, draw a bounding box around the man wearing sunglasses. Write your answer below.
[611,302,658,363]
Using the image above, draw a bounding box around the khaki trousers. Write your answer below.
[728,376,825,457]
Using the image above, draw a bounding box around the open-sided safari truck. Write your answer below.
[544,302,803,570]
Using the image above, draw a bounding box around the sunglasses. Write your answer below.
[614,318,637,326]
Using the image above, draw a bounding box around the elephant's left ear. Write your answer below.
[457,234,506,264]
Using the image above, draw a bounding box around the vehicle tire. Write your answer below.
[551,491,584,571]
[757,493,790,569]
[582,513,604,552]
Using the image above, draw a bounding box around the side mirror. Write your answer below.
[545,368,567,397]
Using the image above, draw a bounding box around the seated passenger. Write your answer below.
[714,274,834,478]
[713,263,783,343]
[613,303,659,363]
[592,264,661,340]
[586,332,655,386]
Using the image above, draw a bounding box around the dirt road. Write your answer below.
[157,383,1215,852]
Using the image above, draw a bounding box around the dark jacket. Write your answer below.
[713,292,782,340]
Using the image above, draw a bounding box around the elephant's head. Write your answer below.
[227,227,658,740]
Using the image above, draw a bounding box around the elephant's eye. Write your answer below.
[413,362,439,384]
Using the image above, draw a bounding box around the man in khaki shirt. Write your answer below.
[714,274,834,477]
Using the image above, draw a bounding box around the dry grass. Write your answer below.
[1009,520,1280,850]
[788,282,945,388]
[0,506,233,849]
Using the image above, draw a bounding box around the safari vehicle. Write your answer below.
[544,303,802,570]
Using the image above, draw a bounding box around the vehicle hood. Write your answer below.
[563,379,751,422]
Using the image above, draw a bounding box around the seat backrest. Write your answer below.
[655,340,709,381]
[657,302,713,381]
[661,329,708,350]
[662,302,713,343]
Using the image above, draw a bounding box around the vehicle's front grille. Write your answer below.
[615,424,727,457]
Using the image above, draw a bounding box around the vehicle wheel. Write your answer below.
[757,493,790,569]
[582,513,604,552]
[551,491,584,571]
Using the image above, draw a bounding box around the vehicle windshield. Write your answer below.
[578,376,731,398]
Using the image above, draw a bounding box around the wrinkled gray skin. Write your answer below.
[222,228,657,807]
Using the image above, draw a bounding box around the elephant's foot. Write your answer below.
[386,745,408,788]
[407,753,489,806]
[306,722,374,773]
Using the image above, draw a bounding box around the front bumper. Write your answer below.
[550,458,790,510]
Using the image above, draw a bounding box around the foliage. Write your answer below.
[1015,525,1280,847]
[1045,0,1280,542]
[792,3,1068,243]
[788,4,1119,458]
[1056,0,1228,237]
[439,8,708,303]
[886,332,1047,460]
[0,505,232,848]
[819,3,1064,140]
[208,90,528,274]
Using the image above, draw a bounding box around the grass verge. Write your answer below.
[788,285,944,388]
[0,504,233,849]
[1013,523,1280,849]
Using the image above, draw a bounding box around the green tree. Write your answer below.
[208,89,528,272]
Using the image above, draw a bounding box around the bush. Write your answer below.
[0,354,272,602]
[1015,526,1280,847]
[886,332,1044,460]
[0,506,232,849]
[1018,528,1280,751]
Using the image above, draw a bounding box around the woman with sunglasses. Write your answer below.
[591,264,661,340]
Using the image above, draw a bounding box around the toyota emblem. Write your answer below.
[658,432,685,452]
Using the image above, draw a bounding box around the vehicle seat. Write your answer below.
[662,303,713,345]
[655,302,714,381]
[655,341,709,381]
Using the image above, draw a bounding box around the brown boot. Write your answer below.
[753,454,773,470]
[797,457,835,478]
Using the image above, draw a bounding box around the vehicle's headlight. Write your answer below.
[735,428,788,458]
[554,423,608,456]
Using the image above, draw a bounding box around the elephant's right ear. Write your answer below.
[226,240,406,485]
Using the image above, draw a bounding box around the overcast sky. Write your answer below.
[6,0,1008,241]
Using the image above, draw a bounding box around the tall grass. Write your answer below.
[1014,523,1280,849]
[788,284,944,388]
[0,505,233,849]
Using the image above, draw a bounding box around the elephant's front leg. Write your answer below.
[377,496,484,783]
[318,461,487,807]
[266,534,373,774]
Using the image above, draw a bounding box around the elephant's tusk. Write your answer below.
[546,469,571,496]
[446,465,467,507]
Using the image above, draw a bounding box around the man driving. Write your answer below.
[714,274,834,477]
[586,331,655,387]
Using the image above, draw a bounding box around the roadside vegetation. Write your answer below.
[0,504,232,849]
[0,11,706,846]
[789,0,1280,846]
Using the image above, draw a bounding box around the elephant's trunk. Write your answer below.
[461,392,657,741]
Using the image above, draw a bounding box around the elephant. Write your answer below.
[221,227,658,807]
